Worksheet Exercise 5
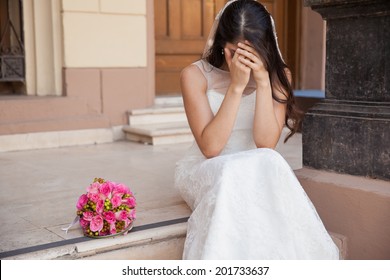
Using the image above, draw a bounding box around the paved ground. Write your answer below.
[0,129,302,255]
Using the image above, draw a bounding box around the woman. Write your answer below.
[175,0,339,259]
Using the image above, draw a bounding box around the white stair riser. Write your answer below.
[155,97,184,106]
[129,113,188,125]
[81,237,185,260]
[80,232,346,260]
[125,132,194,145]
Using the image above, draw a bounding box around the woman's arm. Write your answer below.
[181,49,250,158]
[235,41,288,149]
[252,80,287,148]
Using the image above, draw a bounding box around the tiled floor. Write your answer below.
[0,129,302,256]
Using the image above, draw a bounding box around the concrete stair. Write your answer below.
[123,97,194,145]
[1,218,347,260]
[71,228,347,260]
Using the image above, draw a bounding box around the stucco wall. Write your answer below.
[62,0,154,127]
[62,0,147,68]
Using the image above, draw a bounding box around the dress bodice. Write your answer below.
[187,60,258,156]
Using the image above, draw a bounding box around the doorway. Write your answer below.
[154,0,301,96]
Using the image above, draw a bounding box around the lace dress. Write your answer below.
[175,60,339,260]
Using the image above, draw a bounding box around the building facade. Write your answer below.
[0,0,324,151]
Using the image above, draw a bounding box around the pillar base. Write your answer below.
[303,99,390,180]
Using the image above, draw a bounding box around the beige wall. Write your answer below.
[61,0,153,126]
[300,7,326,90]
[62,0,147,68]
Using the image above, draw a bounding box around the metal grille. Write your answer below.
[0,0,24,82]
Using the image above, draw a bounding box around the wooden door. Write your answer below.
[154,0,299,95]
[155,0,225,95]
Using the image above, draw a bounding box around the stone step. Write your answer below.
[1,219,187,260]
[123,122,194,145]
[128,96,185,125]
[2,218,346,260]
[154,96,184,106]
[78,228,346,260]
[125,96,192,145]
[128,106,187,125]
[78,223,186,260]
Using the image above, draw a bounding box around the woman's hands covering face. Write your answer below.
[226,41,270,88]
[224,46,251,93]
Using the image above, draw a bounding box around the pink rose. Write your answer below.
[103,211,116,224]
[87,182,100,194]
[110,223,117,235]
[90,215,104,232]
[111,194,122,208]
[112,183,130,196]
[87,193,100,203]
[123,196,136,208]
[83,211,94,221]
[76,194,88,210]
[96,199,104,214]
[79,218,89,229]
[99,182,112,199]
[115,210,128,221]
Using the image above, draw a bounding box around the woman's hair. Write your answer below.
[203,0,302,142]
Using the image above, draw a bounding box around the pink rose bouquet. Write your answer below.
[76,178,136,237]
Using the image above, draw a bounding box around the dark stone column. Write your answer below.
[303,0,390,180]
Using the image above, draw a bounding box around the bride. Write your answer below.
[175,0,339,259]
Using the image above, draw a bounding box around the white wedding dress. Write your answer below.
[175,60,339,260]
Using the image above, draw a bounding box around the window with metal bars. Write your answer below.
[0,0,25,94]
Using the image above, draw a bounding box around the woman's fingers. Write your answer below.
[236,48,259,64]
[236,50,262,72]
[238,55,256,69]
[235,42,266,72]
[238,42,260,59]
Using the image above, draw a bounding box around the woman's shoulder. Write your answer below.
[180,60,208,93]
[181,59,212,82]
[181,62,206,82]
[182,60,210,75]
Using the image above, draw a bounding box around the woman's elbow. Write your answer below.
[200,145,222,159]
[254,138,278,150]
[256,143,276,150]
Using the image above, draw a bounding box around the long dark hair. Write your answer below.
[203,0,302,142]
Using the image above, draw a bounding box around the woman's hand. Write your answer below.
[224,47,251,93]
[235,41,270,88]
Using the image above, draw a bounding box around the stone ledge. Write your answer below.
[74,223,187,259]
[329,231,348,260]
[0,95,111,135]
[1,221,188,260]
[123,122,191,137]
[129,106,185,115]
[0,127,123,152]
[296,167,390,260]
